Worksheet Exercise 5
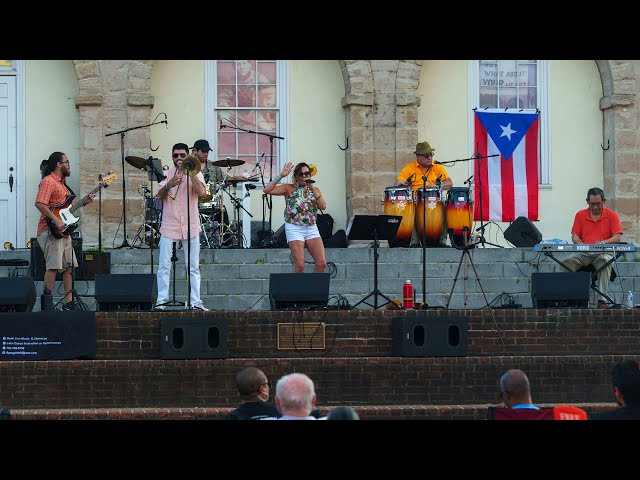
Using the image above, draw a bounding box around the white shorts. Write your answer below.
[285,222,321,242]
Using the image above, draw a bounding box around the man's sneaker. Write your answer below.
[154,304,167,311]
[192,303,209,312]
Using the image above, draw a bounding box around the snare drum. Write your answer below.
[415,186,445,247]
[199,191,223,215]
[446,187,474,248]
[382,186,414,248]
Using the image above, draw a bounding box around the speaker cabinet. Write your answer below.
[94,274,157,311]
[0,277,36,312]
[30,236,83,281]
[504,216,542,247]
[269,273,330,310]
[391,315,468,357]
[160,317,228,359]
[531,272,590,308]
[81,252,111,280]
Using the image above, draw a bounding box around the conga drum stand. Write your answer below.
[348,215,402,310]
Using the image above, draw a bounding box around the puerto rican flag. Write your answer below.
[473,111,539,222]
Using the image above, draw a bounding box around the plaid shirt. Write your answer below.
[35,173,71,235]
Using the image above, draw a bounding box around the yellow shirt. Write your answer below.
[397,161,450,192]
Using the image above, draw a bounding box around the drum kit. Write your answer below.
[128,155,258,249]
[382,184,474,248]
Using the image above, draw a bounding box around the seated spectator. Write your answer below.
[327,406,360,420]
[591,360,640,420]
[226,367,280,420]
[497,369,539,410]
[272,372,323,420]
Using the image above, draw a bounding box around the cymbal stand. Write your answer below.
[105,118,165,249]
[219,182,253,248]
[220,119,284,247]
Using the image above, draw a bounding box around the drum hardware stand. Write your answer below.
[157,241,185,308]
[143,157,165,274]
[220,119,282,247]
[105,118,165,249]
[219,181,253,249]
[348,215,402,310]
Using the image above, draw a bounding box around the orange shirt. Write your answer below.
[571,207,623,244]
[397,161,450,192]
[35,173,71,235]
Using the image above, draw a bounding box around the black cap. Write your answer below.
[191,139,213,152]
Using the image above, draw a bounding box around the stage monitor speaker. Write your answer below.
[504,216,542,247]
[392,315,468,357]
[531,272,590,308]
[0,277,36,312]
[160,317,228,359]
[30,236,83,281]
[269,273,330,310]
[81,252,111,280]
[94,274,157,311]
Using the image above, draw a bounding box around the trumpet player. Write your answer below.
[155,143,209,311]
[264,162,327,273]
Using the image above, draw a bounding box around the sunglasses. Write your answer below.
[172,153,187,159]
[300,171,311,177]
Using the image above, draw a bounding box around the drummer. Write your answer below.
[192,139,225,186]
[395,141,453,192]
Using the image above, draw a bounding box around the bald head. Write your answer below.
[500,369,534,407]
[234,367,269,402]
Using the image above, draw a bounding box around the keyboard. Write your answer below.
[533,243,636,252]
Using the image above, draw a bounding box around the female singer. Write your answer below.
[263,162,327,272]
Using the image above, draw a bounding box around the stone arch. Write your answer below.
[596,60,638,242]
[339,60,423,223]
[72,60,156,247]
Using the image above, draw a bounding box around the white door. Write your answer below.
[0,76,17,247]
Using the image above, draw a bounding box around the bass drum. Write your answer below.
[446,187,474,248]
[415,186,445,247]
[382,186,414,248]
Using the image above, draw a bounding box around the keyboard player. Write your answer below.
[561,187,623,309]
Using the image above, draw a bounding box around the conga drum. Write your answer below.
[446,187,474,248]
[415,186,445,247]
[382,186,414,248]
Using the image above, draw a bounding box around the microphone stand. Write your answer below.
[472,152,502,248]
[221,121,284,247]
[105,119,167,249]
[419,165,433,309]
[98,173,103,252]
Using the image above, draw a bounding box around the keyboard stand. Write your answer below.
[542,249,626,307]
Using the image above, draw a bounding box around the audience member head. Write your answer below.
[274,372,316,418]
[499,369,534,408]
[611,360,640,406]
[234,367,270,403]
[327,406,360,420]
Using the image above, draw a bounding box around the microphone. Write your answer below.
[435,174,443,185]
[406,173,416,184]
[245,184,257,190]
[164,113,168,129]
[253,153,265,173]
[464,175,474,184]
[220,119,226,129]
[434,160,443,165]
[305,179,316,184]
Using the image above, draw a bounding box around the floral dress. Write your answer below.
[284,185,318,226]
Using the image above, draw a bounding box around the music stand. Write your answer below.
[348,215,402,310]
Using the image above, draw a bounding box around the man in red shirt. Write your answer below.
[35,152,94,310]
[562,187,623,309]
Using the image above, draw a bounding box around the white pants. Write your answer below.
[156,235,202,307]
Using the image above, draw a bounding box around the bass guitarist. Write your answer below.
[35,152,95,310]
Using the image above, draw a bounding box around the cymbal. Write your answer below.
[212,158,245,168]
[125,156,146,170]
[225,176,259,185]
